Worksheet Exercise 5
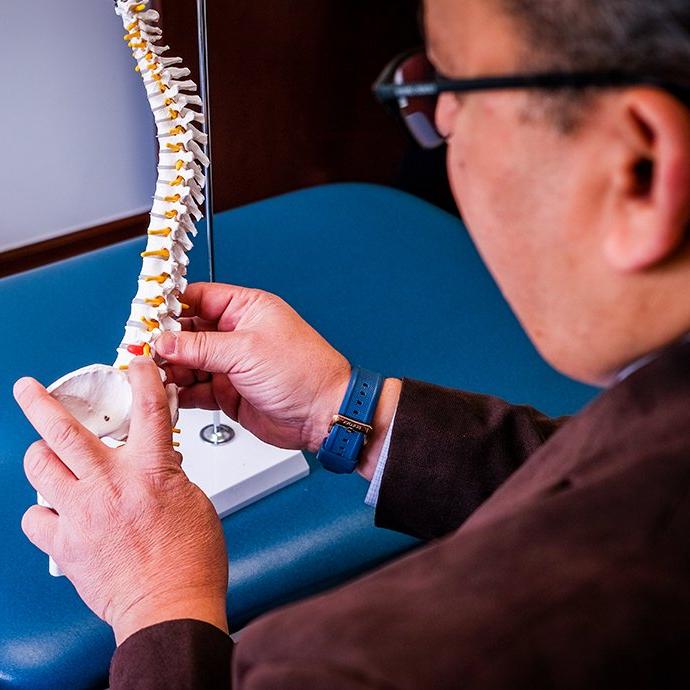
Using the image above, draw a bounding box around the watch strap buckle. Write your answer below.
[328,414,374,439]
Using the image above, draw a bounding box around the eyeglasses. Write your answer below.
[373,50,690,149]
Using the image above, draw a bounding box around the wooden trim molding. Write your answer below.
[0,213,150,279]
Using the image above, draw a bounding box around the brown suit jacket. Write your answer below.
[110,342,690,689]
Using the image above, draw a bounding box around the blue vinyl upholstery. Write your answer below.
[0,184,596,689]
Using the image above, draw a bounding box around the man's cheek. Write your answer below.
[446,144,473,217]
[447,143,497,231]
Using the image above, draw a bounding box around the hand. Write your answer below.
[14,357,229,645]
[157,283,401,479]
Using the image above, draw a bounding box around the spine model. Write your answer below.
[113,0,208,369]
[41,0,209,577]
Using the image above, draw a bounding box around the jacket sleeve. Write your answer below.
[109,619,233,689]
[376,378,567,540]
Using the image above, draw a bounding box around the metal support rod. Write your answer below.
[196,0,234,445]
[196,0,216,285]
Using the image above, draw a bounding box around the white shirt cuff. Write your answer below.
[365,410,397,508]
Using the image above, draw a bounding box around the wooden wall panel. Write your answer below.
[156,0,424,212]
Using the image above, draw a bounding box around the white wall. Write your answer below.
[0,0,157,253]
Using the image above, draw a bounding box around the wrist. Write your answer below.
[356,377,401,480]
[309,368,401,477]
[306,362,352,454]
[112,591,229,646]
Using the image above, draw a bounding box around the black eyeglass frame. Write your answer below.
[373,50,690,146]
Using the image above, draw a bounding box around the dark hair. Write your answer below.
[501,0,690,130]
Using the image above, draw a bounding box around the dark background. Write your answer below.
[154,0,455,214]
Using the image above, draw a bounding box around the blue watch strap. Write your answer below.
[317,366,384,474]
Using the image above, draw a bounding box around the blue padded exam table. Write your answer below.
[0,184,595,689]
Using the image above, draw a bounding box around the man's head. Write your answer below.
[424,0,690,385]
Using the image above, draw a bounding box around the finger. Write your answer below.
[179,317,192,331]
[163,365,212,389]
[24,441,78,511]
[179,316,218,333]
[178,383,220,410]
[164,364,198,388]
[22,505,59,556]
[195,369,212,383]
[179,375,240,419]
[13,378,107,478]
[180,282,255,329]
[156,329,246,374]
[127,357,173,451]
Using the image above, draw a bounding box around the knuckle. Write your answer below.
[24,442,52,477]
[193,329,208,352]
[55,530,88,568]
[137,392,168,419]
[79,475,126,528]
[194,330,213,363]
[104,477,135,520]
[146,465,184,493]
[239,285,261,301]
[256,289,283,309]
[46,416,80,451]
[102,471,169,522]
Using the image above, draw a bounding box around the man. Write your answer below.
[14,0,690,687]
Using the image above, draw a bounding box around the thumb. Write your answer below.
[127,357,173,451]
[156,330,240,374]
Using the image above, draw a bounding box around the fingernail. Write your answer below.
[157,332,177,356]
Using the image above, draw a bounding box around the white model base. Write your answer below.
[176,408,309,519]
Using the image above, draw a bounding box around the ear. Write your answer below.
[603,89,690,272]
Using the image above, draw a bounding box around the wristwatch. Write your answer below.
[316,366,384,473]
